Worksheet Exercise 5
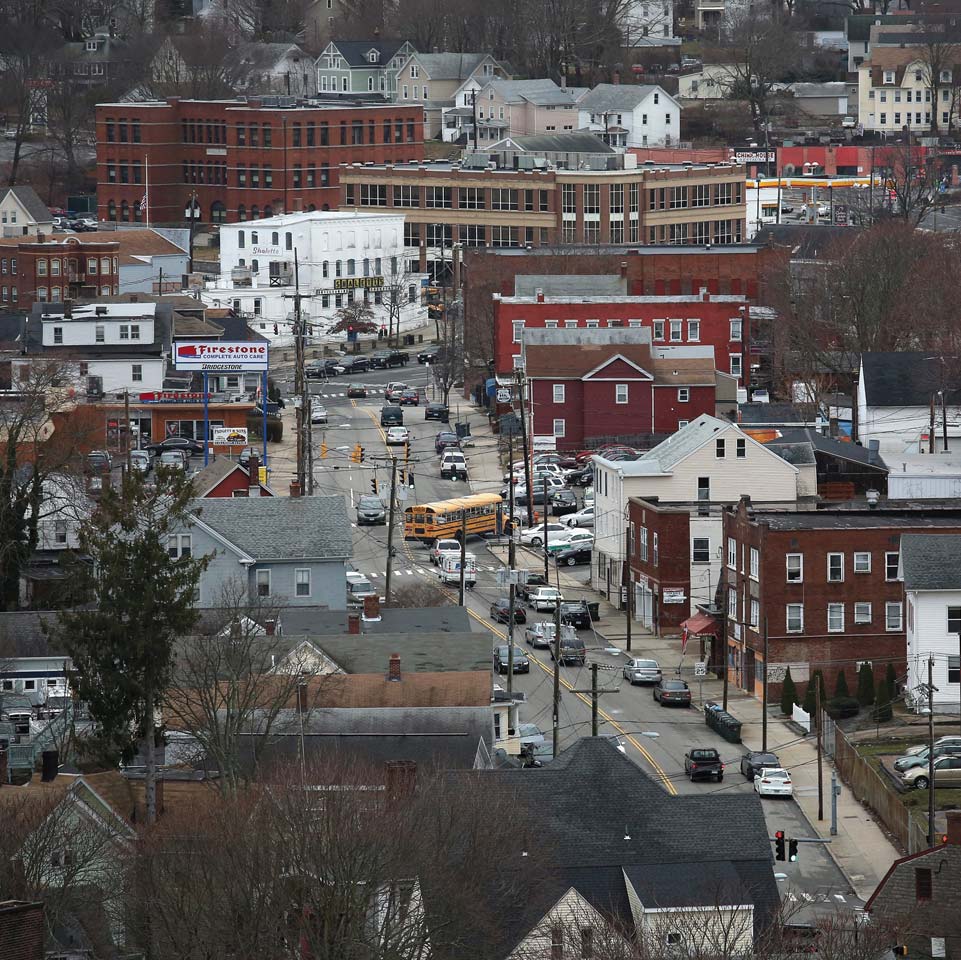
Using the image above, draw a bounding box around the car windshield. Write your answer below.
[358,496,382,508]
[437,541,459,551]
[753,752,778,765]
[635,660,658,669]
[663,680,687,690]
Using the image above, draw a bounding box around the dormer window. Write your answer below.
[884,70,895,84]
[368,50,379,63]
[85,39,98,51]
[483,63,493,76]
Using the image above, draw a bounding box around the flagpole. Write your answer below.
[144,153,149,228]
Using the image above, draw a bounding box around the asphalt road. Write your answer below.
[302,363,860,921]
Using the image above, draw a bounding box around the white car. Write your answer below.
[311,405,328,424]
[623,658,662,685]
[519,523,569,547]
[385,426,409,445]
[583,486,594,508]
[563,506,594,528]
[754,767,793,798]
[545,530,594,553]
[524,621,556,648]
[430,538,461,566]
[528,586,564,612]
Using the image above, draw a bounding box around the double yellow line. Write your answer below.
[359,406,676,794]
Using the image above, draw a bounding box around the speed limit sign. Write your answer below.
[694,661,707,678]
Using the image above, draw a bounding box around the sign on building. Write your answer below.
[212,426,248,445]
[333,277,385,290]
[174,341,269,372]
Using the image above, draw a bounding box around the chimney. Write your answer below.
[535,287,545,303]
[289,480,301,497]
[64,299,73,318]
[296,682,308,714]
[347,612,361,634]
[264,618,276,636]
[41,750,58,782]
[247,453,261,496]
[612,69,620,85]
[0,748,7,786]
[384,759,417,809]
[387,653,401,682]
[363,593,381,621]
[560,74,567,88]
[619,260,628,278]
[945,810,961,845]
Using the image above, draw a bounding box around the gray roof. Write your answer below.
[736,402,817,426]
[487,78,580,106]
[785,81,850,98]
[306,629,490,673]
[753,224,857,260]
[861,352,961,407]
[639,414,731,471]
[767,441,816,467]
[328,40,411,67]
[490,132,615,154]
[743,508,961,531]
[847,14,903,43]
[192,496,352,561]
[578,83,663,112]
[900,534,961,590]
[277,605,472,636]
[766,428,888,472]
[0,611,66,657]
[2,186,53,224]
[513,274,627,297]
[409,52,493,81]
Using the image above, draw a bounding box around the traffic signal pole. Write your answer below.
[384,456,398,605]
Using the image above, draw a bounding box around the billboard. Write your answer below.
[174,341,269,371]
[212,426,249,445]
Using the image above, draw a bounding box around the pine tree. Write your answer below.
[834,669,850,699]
[802,669,824,716]
[52,467,207,824]
[780,666,798,716]
[873,675,893,723]
[857,662,875,707]
[886,662,898,701]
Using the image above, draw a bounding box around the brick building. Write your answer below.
[95,97,424,226]
[0,236,120,311]
[721,497,961,704]
[522,328,717,449]
[493,285,755,382]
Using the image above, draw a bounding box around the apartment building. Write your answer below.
[340,158,746,275]
[95,96,424,226]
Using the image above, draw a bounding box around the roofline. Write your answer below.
[864,842,949,912]
[188,514,256,563]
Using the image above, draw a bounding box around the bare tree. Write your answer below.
[382,259,419,348]
[430,304,465,406]
[918,31,961,134]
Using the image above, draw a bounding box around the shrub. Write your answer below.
[872,676,893,722]
[834,670,850,699]
[825,696,860,720]
[857,662,875,707]
[802,669,825,716]
[780,667,798,716]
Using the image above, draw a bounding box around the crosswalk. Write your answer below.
[358,565,503,579]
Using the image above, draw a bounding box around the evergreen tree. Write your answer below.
[886,662,898,701]
[52,467,207,824]
[834,669,850,699]
[780,666,798,716]
[857,662,875,707]
[873,675,893,723]
[802,669,825,716]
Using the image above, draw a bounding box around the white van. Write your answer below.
[440,450,468,480]
[346,571,376,602]
[438,552,477,586]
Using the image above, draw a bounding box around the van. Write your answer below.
[346,571,376,601]
[440,450,467,480]
[438,552,476,585]
[380,405,404,426]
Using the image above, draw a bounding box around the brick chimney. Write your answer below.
[247,453,261,497]
[289,480,301,497]
[384,759,417,809]
[363,594,381,621]
[945,810,961,845]
[347,613,361,635]
[387,654,401,682]
[296,682,308,714]
[536,287,545,303]
[264,618,276,636]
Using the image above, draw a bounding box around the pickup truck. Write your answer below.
[684,747,724,782]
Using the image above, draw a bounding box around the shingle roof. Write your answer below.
[329,40,410,66]
[491,132,615,154]
[861,352,961,407]
[60,228,188,265]
[2,186,53,224]
[307,630,490,672]
[0,611,65,657]
[578,83,664,112]
[766,428,888,471]
[294,671,491,708]
[847,14,903,43]
[639,414,732,470]
[276,605,472,636]
[191,496,351,560]
[487,78,580,106]
[410,52,492,81]
[900,534,961,590]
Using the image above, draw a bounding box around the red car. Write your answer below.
[399,389,420,406]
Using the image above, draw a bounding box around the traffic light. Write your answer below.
[350,443,362,463]
[359,446,365,463]
[398,469,405,485]
[320,441,328,459]
[404,440,410,462]
[273,323,279,334]
[370,477,379,495]
[788,839,799,862]
[774,831,786,861]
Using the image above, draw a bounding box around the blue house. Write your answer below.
[179,496,352,609]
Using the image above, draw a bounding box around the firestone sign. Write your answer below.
[174,341,269,371]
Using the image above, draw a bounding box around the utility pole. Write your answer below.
[458,511,468,605]
[507,434,517,699]
[508,433,516,569]
[572,663,620,737]
[124,389,131,473]
[762,618,769,753]
[516,370,534,527]
[816,678,824,821]
[942,390,949,453]
[552,555,564,758]
[507,581,515,699]
[384,456,398,604]
[542,475,550,583]
[928,655,937,845]
[471,88,479,152]
[624,521,632,653]
[293,251,306,491]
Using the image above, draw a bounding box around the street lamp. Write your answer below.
[184,192,200,275]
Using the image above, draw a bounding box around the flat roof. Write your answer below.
[340,160,742,174]
[495,293,749,304]
[470,244,760,256]
[739,506,961,530]
[220,210,402,228]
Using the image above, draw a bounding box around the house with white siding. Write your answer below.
[901,534,961,714]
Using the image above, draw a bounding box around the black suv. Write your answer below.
[550,490,578,516]
[559,601,592,630]
[387,350,410,366]
[425,402,449,422]
[368,351,391,369]
[338,356,369,374]
[306,358,341,379]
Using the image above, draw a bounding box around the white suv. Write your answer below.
[528,586,563,612]
[430,538,461,565]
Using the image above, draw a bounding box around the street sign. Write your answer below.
[694,661,707,678]
[496,388,512,403]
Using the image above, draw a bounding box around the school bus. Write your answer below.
[403,493,504,543]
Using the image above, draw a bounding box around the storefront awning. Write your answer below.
[680,612,718,636]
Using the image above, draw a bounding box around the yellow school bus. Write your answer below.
[404,493,504,543]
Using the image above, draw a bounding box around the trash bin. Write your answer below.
[586,601,600,622]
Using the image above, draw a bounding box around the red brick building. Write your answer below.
[191,454,274,497]
[523,328,717,448]
[493,287,753,382]
[95,97,424,225]
[722,497,961,703]
[0,236,120,311]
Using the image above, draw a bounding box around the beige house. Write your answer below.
[393,51,508,138]
[0,186,54,238]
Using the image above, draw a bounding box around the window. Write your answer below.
[715,438,726,459]
[697,477,709,501]
[53,326,63,344]
[553,384,565,404]
[949,606,961,634]
[786,604,804,633]
[692,538,710,563]
[728,587,737,619]
[669,319,682,342]
[750,599,760,629]
[295,569,311,597]
[886,602,903,631]
[615,383,629,404]
[730,354,743,379]
[827,553,844,582]
[786,554,803,583]
[512,320,524,343]
[916,867,933,902]
[727,537,736,570]
[736,438,746,459]
[551,927,564,960]
[552,419,566,438]
[580,927,594,960]
[652,319,665,340]
[256,569,271,597]
[131,364,142,383]
[730,318,743,341]
[677,387,689,403]
[949,655,960,685]
[687,320,700,341]
[828,603,844,633]
[425,186,452,208]
[886,552,899,581]
[750,547,759,580]
[855,602,872,624]
[167,535,192,559]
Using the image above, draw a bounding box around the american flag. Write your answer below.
[139,194,147,212]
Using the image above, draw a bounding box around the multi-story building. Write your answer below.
[202,210,427,339]
[577,84,681,149]
[315,40,417,98]
[492,284,756,382]
[721,497,961,704]
[340,158,746,277]
[95,97,424,226]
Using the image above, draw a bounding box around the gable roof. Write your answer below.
[578,83,672,112]
[900,534,961,590]
[406,52,494,81]
[40,228,188,266]
[485,77,581,106]
[639,414,733,470]
[296,671,490,708]
[861,352,961,407]
[306,630,490,673]
[327,39,412,66]
[1,186,53,224]
[489,132,614,154]
[189,458,272,497]
[765,428,888,471]
[190,496,351,561]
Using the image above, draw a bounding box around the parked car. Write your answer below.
[653,678,692,707]
[146,436,204,456]
[684,747,724,782]
[545,530,594,554]
[159,450,189,472]
[562,506,594,528]
[238,446,256,469]
[528,586,563,612]
[310,405,328,424]
[129,450,152,474]
[550,490,578,516]
[553,546,592,567]
[754,767,794,798]
[380,405,404,427]
[434,431,461,454]
[516,722,545,747]
[904,736,961,757]
[346,571,377,601]
[740,751,781,779]
[559,601,592,630]
[440,450,468,480]
[841,115,857,128]
[306,358,341,379]
[524,621,556,648]
[85,450,113,472]
[336,356,369,374]
[347,385,367,398]
[894,744,961,772]
[501,476,566,499]
[902,755,961,790]
[399,389,420,406]
[490,597,527,624]
[356,494,386,525]
[385,426,409,446]
[566,465,594,486]
[516,572,548,602]
[622,658,661,685]
[534,452,577,469]
[550,631,586,665]
[424,402,449,422]
[418,348,439,364]
[519,522,569,547]
[430,538,461,565]
[385,382,408,403]
[493,645,530,674]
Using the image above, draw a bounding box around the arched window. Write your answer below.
[308,204,317,212]
[120,200,129,222]
[107,199,117,221]
[133,202,142,222]
[263,205,273,218]
[211,201,226,223]
[251,206,260,220]
[285,232,292,250]
[271,231,279,244]
[238,205,247,221]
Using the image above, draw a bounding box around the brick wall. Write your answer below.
[0,901,44,960]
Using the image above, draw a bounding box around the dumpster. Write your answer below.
[586,601,601,622]
[704,702,742,743]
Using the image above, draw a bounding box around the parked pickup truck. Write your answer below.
[684,747,724,782]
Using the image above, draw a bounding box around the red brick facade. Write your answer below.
[721,498,961,703]
[95,98,424,225]
[0,901,44,960]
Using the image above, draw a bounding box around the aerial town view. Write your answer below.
[2,0,961,954]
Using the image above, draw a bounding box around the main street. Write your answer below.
[294,361,859,922]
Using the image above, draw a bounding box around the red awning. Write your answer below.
[680,612,718,636]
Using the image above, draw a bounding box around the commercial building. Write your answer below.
[202,210,427,339]
[95,96,424,226]
[340,156,746,277]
